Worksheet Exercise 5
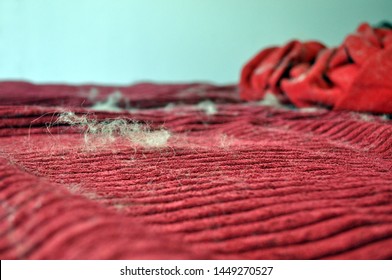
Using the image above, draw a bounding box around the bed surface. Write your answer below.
[1,81,391,259]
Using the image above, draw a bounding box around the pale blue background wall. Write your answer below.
[0,0,391,85]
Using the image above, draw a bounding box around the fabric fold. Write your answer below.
[240,22,392,113]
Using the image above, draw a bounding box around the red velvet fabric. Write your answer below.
[240,23,392,114]
[1,82,392,259]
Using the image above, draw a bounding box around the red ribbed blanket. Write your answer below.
[0,81,391,259]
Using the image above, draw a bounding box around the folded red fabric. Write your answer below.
[240,23,392,114]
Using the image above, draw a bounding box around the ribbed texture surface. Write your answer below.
[0,81,391,259]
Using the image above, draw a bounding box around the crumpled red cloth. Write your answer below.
[240,23,392,113]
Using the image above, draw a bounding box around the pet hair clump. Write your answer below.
[56,112,171,148]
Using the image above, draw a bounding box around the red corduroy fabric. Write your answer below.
[240,23,392,114]
[0,81,392,259]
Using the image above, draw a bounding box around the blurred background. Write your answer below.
[0,0,391,85]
